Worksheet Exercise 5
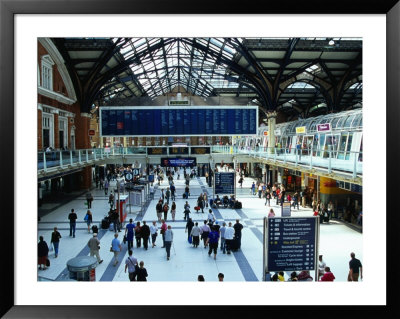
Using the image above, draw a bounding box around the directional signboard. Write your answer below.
[263,217,319,280]
[214,172,235,195]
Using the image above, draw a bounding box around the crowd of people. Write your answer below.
[38,164,362,283]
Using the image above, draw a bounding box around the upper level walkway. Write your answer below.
[38,145,362,183]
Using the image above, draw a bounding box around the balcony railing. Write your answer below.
[38,145,362,178]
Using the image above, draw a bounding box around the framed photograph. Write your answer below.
[1,0,398,317]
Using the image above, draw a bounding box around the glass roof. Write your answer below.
[113,38,240,98]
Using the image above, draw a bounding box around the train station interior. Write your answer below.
[34,36,366,285]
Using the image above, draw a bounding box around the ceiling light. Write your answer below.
[328,39,335,46]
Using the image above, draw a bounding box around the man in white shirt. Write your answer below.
[124,249,138,281]
[219,222,227,254]
[224,222,235,254]
[150,221,158,248]
[318,255,326,280]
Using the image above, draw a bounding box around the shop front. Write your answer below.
[281,169,302,192]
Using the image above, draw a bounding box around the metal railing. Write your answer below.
[38,145,362,178]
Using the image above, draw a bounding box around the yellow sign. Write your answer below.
[296,126,306,134]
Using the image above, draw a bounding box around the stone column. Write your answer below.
[267,111,277,154]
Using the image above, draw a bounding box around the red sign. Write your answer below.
[88,129,96,136]
[117,122,124,130]
[89,268,96,281]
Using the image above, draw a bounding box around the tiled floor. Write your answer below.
[37,170,363,282]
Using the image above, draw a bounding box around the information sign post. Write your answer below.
[263,216,319,281]
[214,172,236,198]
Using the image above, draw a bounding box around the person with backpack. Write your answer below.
[206,225,220,260]
[124,250,138,281]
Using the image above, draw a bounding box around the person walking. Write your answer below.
[50,227,62,258]
[190,222,201,248]
[85,210,93,233]
[348,252,363,281]
[111,233,122,266]
[125,219,135,251]
[206,225,220,260]
[170,202,176,221]
[88,233,103,264]
[38,236,49,270]
[160,220,167,248]
[233,219,243,251]
[264,190,271,206]
[200,220,211,249]
[136,261,148,281]
[68,208,77,238]
[219,222,227,254]
[104,179,109,195]
[318,255,326,280]
[164,225,174,260]
[185,218,194,243]
[207,209,215,226]
[156,200,163,223]
[268,208,275,217]
[124,250,138,281]
[111,209,121,233]
[170,183,176,201]
[224,222,235,254]
[109,192,114,209]
[162,202,169,221]
[141,221,150,250]
[327,201,334,220]
[251,182,256,195]
[165,187,171,205]
[183,202,191,221]
[86,191,93,209]
[134,221,142,248]
[150,221,158,248]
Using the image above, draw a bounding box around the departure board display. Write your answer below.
[266,217,317,272]
[214,172,235,195]
[160,157,196,167]
[100,106,258,136]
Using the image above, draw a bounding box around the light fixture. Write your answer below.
[328,39,335,46]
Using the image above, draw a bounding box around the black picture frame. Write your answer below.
[1,0,398,317]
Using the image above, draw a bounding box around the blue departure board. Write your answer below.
[267,217,317,272]
[100,106,258,136]
[214,172,235,195]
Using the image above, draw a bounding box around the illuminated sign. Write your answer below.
[296,126,306,134]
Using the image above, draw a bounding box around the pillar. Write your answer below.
[38,108,43,150]
[267,111,277,153]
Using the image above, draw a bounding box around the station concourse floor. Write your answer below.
[37,172,362,282]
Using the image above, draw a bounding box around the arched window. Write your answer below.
[41,55,54,91]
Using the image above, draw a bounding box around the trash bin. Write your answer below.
[66,256,98,281]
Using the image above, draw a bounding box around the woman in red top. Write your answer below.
[319,267,335,281]
[160,220,168,248]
